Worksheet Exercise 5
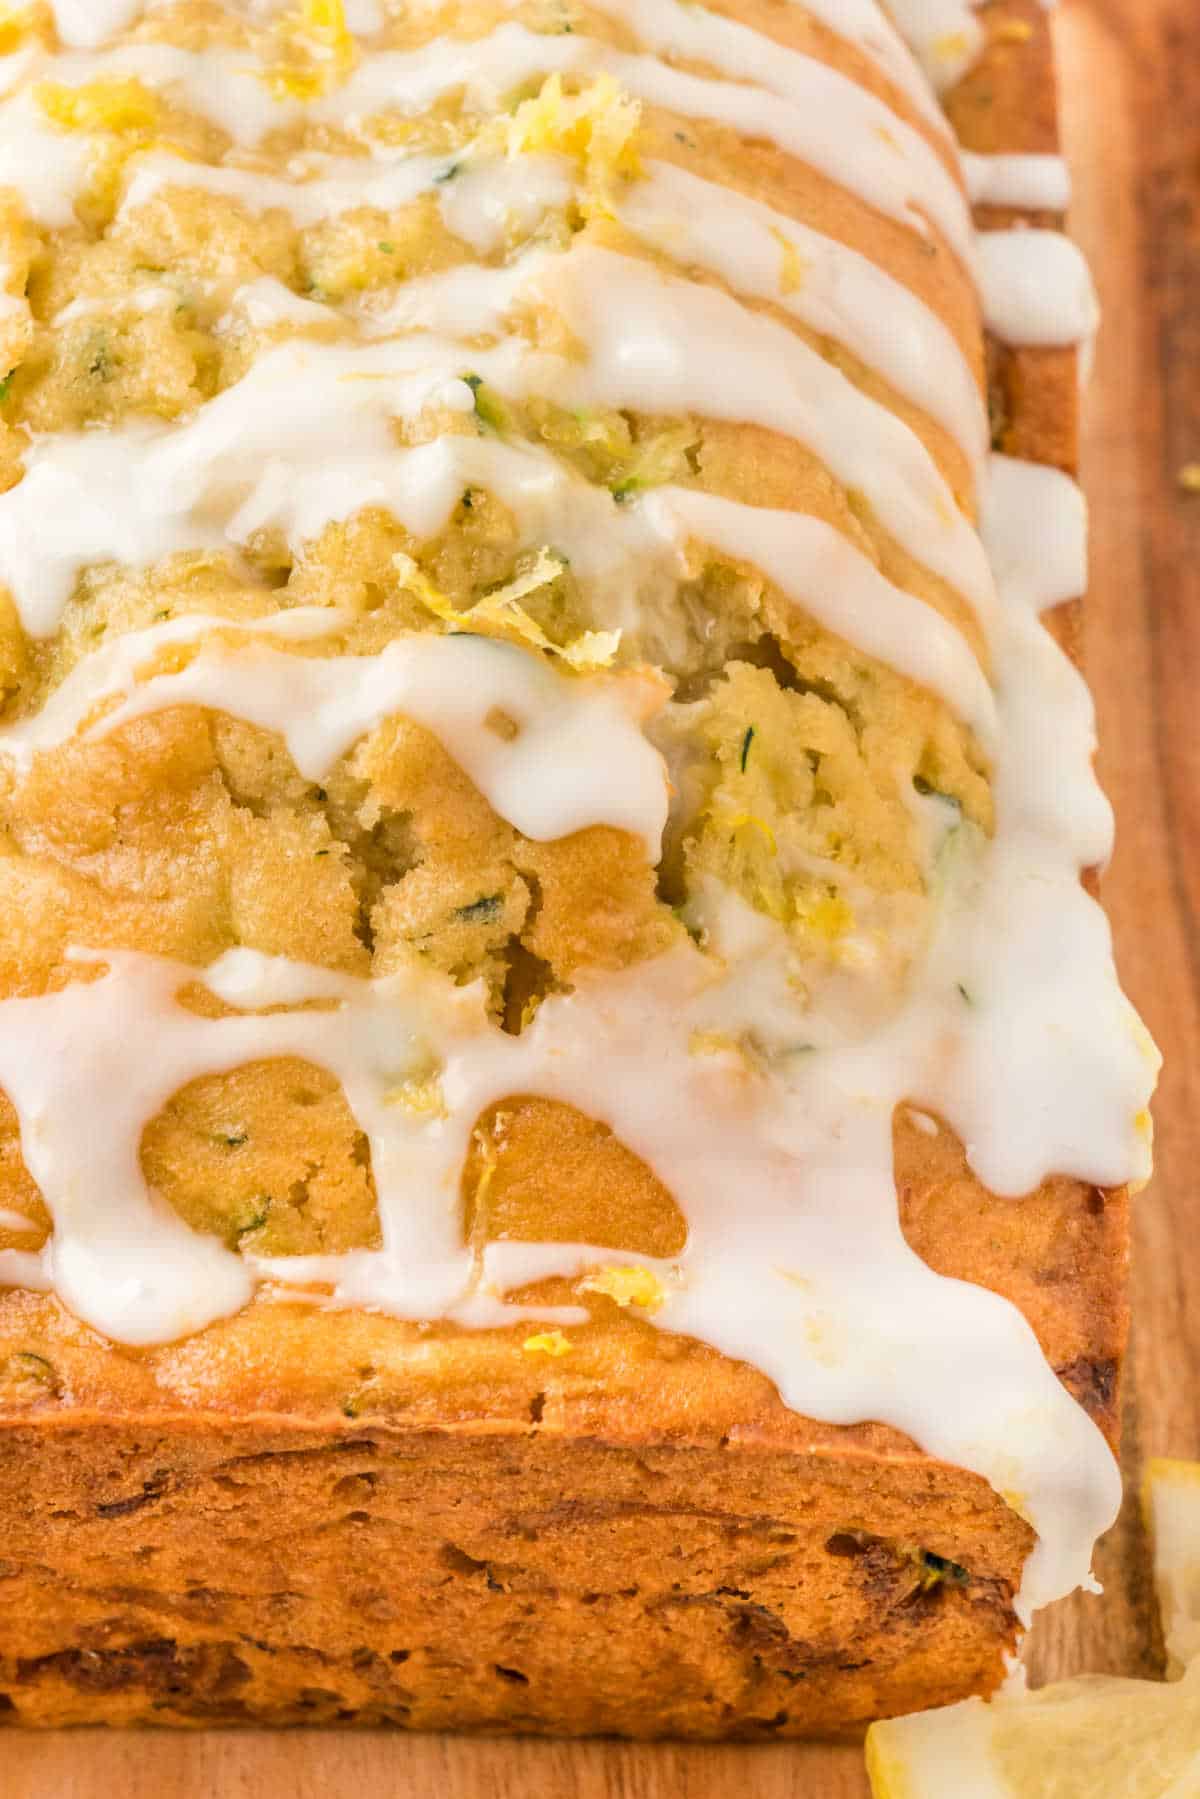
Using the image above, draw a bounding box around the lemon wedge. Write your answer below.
[867,1455,1200,1796]
[867,1665,1200,1797]
[1144,1457,1200,1678]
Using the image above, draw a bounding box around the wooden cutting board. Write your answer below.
[6,1,1198,1791]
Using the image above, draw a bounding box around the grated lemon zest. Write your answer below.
[579,1265,665,1312]
[34,77,179,222]
[793,889,855,944]
[0,5,35,53]
[522,1329,572,1357]
[769,226,805,296]
[933,31,970,62]
[610,421,698,498]
[724,811,778,855]
[36,76,161,135]
[383,1070,448,1118]
[483,74,643,220]
[267,0,357,101]
[471,1126,498,1220]
[395,548,620,671]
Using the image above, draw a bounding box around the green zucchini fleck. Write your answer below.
[463,374,509,434]
[918,1550,970,1589]
[4,1351,58,1392]
[913,774,962,812]
[341,1383,377,1419]
[86,335,113,382]
[237,1195,271,1235]
[455,893,504,926]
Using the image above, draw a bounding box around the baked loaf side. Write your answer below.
[0,0,1157,1735]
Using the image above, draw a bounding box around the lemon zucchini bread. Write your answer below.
[0,0,1158,1736]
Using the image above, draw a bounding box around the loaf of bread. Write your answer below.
[0,0,1158,1737]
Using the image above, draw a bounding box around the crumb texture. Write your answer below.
[0,1426,1023,1734]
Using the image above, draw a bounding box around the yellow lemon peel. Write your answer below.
[35,74,161,136]
[723,811,778,855]
[0,4,36,53]
[383,1069,448,1118]
[578,1266,665,1312]
[769,226,806,296]
[34,77,175,222]
[933,31,970,63]
[1142,1457,1200,1677]
[267,0,357,101]
[470,1126,499,1221]
[394,547,621,671]
[522,1330,572,1357]
[483,73,643,220]
[793,888,855,944]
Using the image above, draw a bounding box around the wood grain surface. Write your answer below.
[4,1,1197,1791]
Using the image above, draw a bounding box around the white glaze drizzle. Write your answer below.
[0,601,669,855]
[117,148,985,469]
[0,85,95,228]
[0,349,473,635]
[10,627,669,854]
[618,161,987,475]
[641,487,995,735]
[367,248,997,617]
[976,228,1099,348]
[225,274,338,329]
[575,0,971,255]
[0,0,1161,1627]
[0,23,974,259]
[0,248,996,641]
[521,245,997,622]
[881,0,984,89]
[983,456,1087,615]
[963,150,1071,212]
[121,146,460,229]
[46,0,146,49]
[44,0,937,118]
[0,606,350,773]
[0,338,993,701]
[780,0,950,135]
[0,474,989,764]
[884,1,1056,93]
[119,144,576,263]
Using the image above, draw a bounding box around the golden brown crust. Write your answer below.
[0,3,1126,1736]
